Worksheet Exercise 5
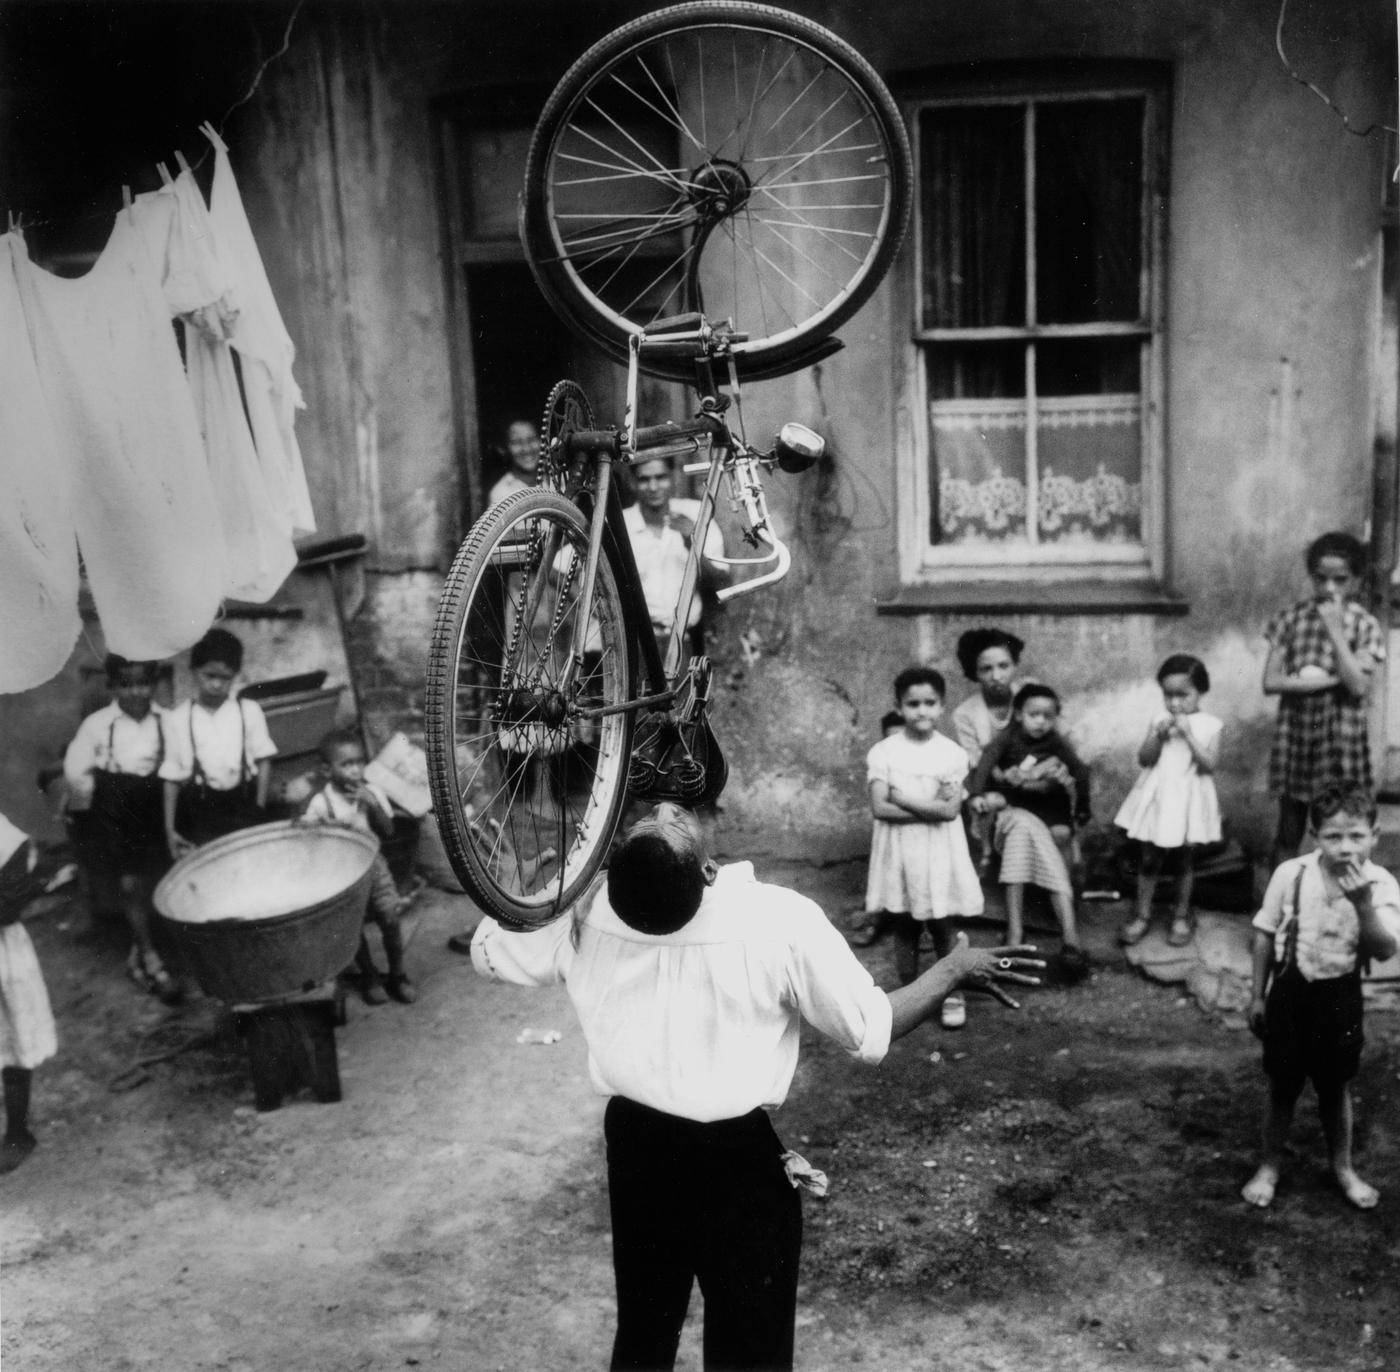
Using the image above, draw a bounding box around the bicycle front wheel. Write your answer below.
[425,489,636,927]
[521,0,912,382]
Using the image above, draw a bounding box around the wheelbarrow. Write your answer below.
[154,821,379,1109]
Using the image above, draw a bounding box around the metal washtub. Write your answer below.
[154,821,378,1003]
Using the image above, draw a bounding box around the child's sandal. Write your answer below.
[1167,916,1196,947]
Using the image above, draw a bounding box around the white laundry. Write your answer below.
[0,234,80,693]
[145,175,297,602]
[14,214,228,660]
[203,124,316,535]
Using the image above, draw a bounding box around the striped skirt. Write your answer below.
[993,807,1073,896]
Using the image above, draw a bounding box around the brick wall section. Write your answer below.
[345,572,445,752]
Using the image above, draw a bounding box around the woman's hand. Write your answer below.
[168,832,195,861]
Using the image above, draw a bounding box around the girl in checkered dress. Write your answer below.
[1262,532,1385,869]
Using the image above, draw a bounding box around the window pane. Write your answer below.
[1035,99,1143,323]
[927,341,1026,399]
[1037,395,1142,544]
[919,105,1025,329]
[929,401,1029,545]
[1036,338,1139,396]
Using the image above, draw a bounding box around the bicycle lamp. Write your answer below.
[774,423,824,473]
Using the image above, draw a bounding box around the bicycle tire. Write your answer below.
[521,1,912,383]
[425,489,636,927]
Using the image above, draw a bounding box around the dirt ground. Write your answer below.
[4,855,1400,1371]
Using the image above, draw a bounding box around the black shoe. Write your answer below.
[1057,944,1090,984]
[385,974,418,1004]
[361,976,389,1006]
[447,928,479,955]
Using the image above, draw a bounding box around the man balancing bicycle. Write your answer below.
[470,802,1041,1371]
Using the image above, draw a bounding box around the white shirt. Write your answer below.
[473,862,892,1122]
[1254,851,1400,981]
[64,702,168,794]
[158,696,277,791]
[623,498,724,630]
[488,471,533,508]
[302,780,391,834]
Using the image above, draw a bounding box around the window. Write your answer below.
[899,71,1167,585]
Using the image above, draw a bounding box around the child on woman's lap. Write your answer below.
[1242,783,1399,1210]
[968,684,1089,979]
[865,667,984,1028]
[1116,654,1223,948]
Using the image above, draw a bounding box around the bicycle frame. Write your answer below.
[562,321,795,715]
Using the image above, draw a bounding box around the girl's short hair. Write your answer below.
[1305,531,1366,577]
[1308,781,1377,829]
[1012,682,1059,713]
[104,653,158,686]
[1156,653,1210,694]
[190,627,244,672]
[893,665,945,702]
[955,627,1025,681]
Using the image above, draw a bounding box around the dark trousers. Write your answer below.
[604,1096,801,1372]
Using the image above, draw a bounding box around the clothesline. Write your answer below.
[0,123,315,696]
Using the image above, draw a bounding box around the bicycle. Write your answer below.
[425,2,912,927]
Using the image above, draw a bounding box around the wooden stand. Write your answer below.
[232,981,346,1111]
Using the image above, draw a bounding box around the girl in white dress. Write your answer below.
[866,667,984,1027]
[1115,654,1223,948]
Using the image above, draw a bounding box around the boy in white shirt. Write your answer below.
[302,729,416,1005]
[64,654,177,1000]
[160,628,277,856]
[1243,782,1400,1209]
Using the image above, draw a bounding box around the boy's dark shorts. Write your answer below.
[1262,964,1364,1094]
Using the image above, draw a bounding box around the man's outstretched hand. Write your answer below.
[941,932,1043,1010]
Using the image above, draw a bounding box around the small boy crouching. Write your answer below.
[1244,782,1399,1209]
[303,728,417,1005]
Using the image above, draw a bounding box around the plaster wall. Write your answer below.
[216,0,1396,862]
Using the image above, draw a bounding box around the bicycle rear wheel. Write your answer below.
[521,0,912,382]
[425,489,636,927]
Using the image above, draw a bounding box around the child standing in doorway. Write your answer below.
[1242,783,1399,1209]
[161,628,277,857]
[1115,654,1223,949]
[303,728,417,1005]
[968,684,1090,980]
[1262,531,1384,870]
[488,419,542,507]
[865,667,984,1027]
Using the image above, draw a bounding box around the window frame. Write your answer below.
[895,65,1170,588]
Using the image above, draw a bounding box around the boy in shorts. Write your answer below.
[1243,782,1400,1209]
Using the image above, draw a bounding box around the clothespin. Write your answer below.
[157,162,173,187]
[174,149,192,177]
[199,120,228,154]
[122,185,134,225]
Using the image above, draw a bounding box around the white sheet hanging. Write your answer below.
[0,234,80,693]
[132,176,297,603]
[13,215,228,661]
[203,125,317,535]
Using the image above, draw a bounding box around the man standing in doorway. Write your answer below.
[626,454,728,664]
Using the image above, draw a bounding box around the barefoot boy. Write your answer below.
[1243,782,1399,1209]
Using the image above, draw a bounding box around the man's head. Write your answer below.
[607,802,716,934]
[506,420,540,479]
[634,456,676,514]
